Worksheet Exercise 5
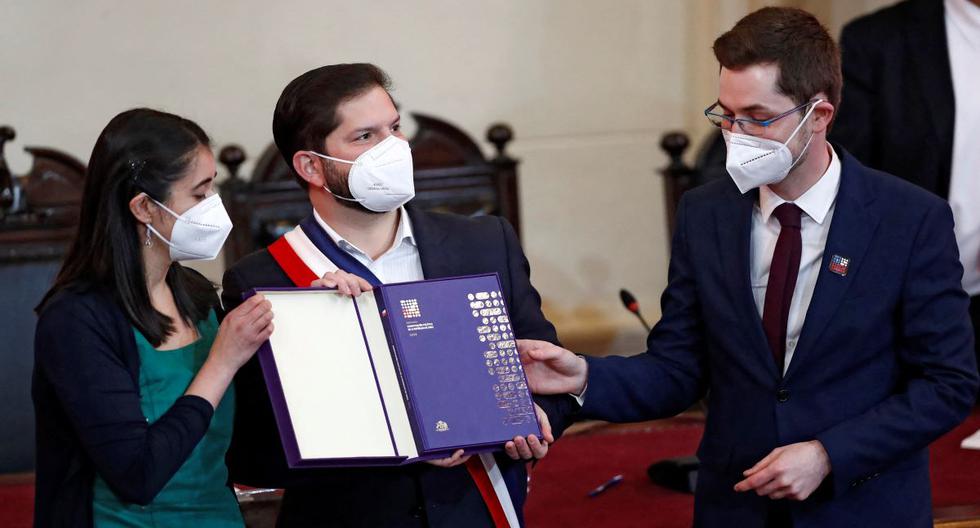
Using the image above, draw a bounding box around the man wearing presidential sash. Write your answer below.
[221,63,571,527]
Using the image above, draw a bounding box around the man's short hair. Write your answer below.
[272,63,392,189]
[713,7,841,123]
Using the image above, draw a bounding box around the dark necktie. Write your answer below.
[762,203,803,374]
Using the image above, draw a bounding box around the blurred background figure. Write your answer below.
[831,0,980,381]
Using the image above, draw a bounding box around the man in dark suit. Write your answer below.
[222,63,572,527]
[830,0,980,379]
[519,7,978,528]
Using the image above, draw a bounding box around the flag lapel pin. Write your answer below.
[829,254,850,276]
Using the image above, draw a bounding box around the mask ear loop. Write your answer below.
[306,134,408,166]
[145,223,172,246]
[322,185,366,203]
[134,191,164,249]
[784,99,823,170]
[136,193,179,250]
[308,151,357,165]
[787,131,816,173]
[142,193,223,229]
[137,193,225,260]
[308,152,367,204]
[783,99,823,146]
[145,220,214,259]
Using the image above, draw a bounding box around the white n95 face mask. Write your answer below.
[309,135,415,213]
[723,99,822,194]
[145,193,233,261]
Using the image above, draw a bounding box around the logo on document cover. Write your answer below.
[435,420,449,432]
[402,298,434,334]
[400,299,421,319]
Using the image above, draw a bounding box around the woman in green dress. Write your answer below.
[33,108,274,527]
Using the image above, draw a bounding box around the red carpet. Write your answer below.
[525,417,703,528]
[524,411,980,527]
[0,474,32,528]
[4,412,979,527]
[931,411,980,508]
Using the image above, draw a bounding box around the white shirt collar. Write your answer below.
[947,0,980,48]
[759,143,841,225]
[312,206,417,258]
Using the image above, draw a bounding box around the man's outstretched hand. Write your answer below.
[517,339,588,396]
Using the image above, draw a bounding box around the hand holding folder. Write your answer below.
[250,273,546,468]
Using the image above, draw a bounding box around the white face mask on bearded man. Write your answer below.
[309,135,415,213]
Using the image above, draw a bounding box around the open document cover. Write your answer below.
[245,273,541,468]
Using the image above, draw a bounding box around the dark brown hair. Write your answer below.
[272,63,392,189]
[38,108,216,347]
[713,7,841,119]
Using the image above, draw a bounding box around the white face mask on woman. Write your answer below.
[723,99,822,194]
[145,193,233,261]
[308,135,415,213]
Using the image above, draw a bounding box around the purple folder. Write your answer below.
[247,273,541,468]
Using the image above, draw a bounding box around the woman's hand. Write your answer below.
[210,294,274,371]
[187,294,273,408]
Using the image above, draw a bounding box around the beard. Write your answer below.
[320,158,382,215]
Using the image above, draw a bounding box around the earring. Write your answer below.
[144,226,153,247]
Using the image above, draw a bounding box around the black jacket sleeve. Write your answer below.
[34,294,214,506]
[829,19,880,166]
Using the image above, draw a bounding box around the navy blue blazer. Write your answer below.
[221,206,574,527]
[581,148,978,528]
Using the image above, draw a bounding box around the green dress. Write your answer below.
[92,310,244,527]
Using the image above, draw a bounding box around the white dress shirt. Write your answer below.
[946,0,980,297]
[751,144,841,374]
[313,207,424,284]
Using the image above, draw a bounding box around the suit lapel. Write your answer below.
[784,149,879,381]
[715,186,781,379]
[406,204,454,279]
[906,0,955,159]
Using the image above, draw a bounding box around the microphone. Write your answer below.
[618,287,700,494]
[619,288,651,332]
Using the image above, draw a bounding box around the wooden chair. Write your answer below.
[0,125,86,474]
[659,129,727,236]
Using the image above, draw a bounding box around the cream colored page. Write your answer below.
[356,294,418,459]
[264,291,395,459]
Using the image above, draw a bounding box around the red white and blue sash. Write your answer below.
[267,216,520,528]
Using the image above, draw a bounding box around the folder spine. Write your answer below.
[374,287,425,452]
[351,297,399,457]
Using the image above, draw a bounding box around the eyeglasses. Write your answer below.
[704,100,817,136]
